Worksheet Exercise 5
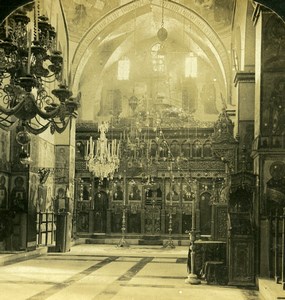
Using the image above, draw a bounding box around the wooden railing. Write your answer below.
[37,212,56,246]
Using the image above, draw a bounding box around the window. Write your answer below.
[151,43,165,73]
[185,53,197,78]
[117,57,130,80]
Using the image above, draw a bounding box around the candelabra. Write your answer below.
[163,204,175,249]
[185,179,201,284]
[0,5,78,138]
[117,204,129,248]
[85,121,120,180]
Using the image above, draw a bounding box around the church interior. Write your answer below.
[0,0,284,298]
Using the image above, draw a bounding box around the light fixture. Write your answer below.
[0,3,78,141]
[85,121,120,180]
[157,0,168,42]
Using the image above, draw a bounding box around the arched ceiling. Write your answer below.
[1,0,284,127]
[1,0,284,24]
[63,0,233,123]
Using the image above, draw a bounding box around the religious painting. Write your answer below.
[0,131,9,171]
[128,204,141,233]
[261,74,285,137]
[55,185,67,212]
[165,180,180,202]
[55,146,70,184]
[128,181,142,201]
[265,160,285,213]
[29,173,39,211]
[38,184,47,212]
[112,181,124,201]
[10,175,28,212]
[182,182,192,202]
[0,173,8,209]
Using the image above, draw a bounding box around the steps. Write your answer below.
[80,233,190,246]
[138,235,163,245]
[258,278,285,300]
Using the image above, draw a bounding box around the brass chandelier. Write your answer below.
[0,3,78,141]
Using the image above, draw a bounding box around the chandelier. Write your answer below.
[85,121,120,180]
[0,4,78,139]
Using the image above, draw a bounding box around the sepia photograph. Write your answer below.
[0,0,284,299]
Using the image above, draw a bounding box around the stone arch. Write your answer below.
[70,0,230,100]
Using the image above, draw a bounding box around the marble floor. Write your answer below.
[0,244,263,300]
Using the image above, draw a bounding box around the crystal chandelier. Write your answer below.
[0,3,78,138]
[85,121,120,180]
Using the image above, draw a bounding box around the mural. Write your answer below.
[0,131,9,171]
[261,75,285,137]
[266,161,285,212]
[0,174,8,209]
[10,175,27,212]
[55,146,70,184]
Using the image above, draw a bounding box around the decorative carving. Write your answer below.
[212,109,236,144]
[215,206,227,239]
[145,206,161,234]
[77,212,89,232]
[219,178,230,203]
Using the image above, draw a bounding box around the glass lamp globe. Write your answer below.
[16,130,31,145]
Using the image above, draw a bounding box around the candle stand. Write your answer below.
[163,205,175,249]
[117,204,129,248]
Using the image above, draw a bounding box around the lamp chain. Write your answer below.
[161,0,165,28]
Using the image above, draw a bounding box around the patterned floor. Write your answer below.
[0,244,263,300]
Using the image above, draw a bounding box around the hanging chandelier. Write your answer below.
[0,3,78,138]
[85,121,120,180]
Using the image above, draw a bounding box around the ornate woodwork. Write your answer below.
[227,172,256,286]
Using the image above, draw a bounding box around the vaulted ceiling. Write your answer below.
[1,0,284,126]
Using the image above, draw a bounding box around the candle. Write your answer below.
[86,140,89,157]
[5,18,8,38]
[27,29,32,74]
[56,14,58,49]
[35,0,39,41]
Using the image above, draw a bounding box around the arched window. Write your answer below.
[159,140,169,158]
[185,52,197,78]
[181,140,191,157]
[150,140,158,158]
[117,57,130,80]
[170,140,180,157]
[192,140,202,158]
[151,43,165,73]
[203,140,212,158]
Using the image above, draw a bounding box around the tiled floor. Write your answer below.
[0,244,263,300]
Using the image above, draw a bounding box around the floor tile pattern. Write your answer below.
[0,245,263,300]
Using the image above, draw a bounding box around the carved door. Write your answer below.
[144,189,162,235]
[94,191,108,233]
